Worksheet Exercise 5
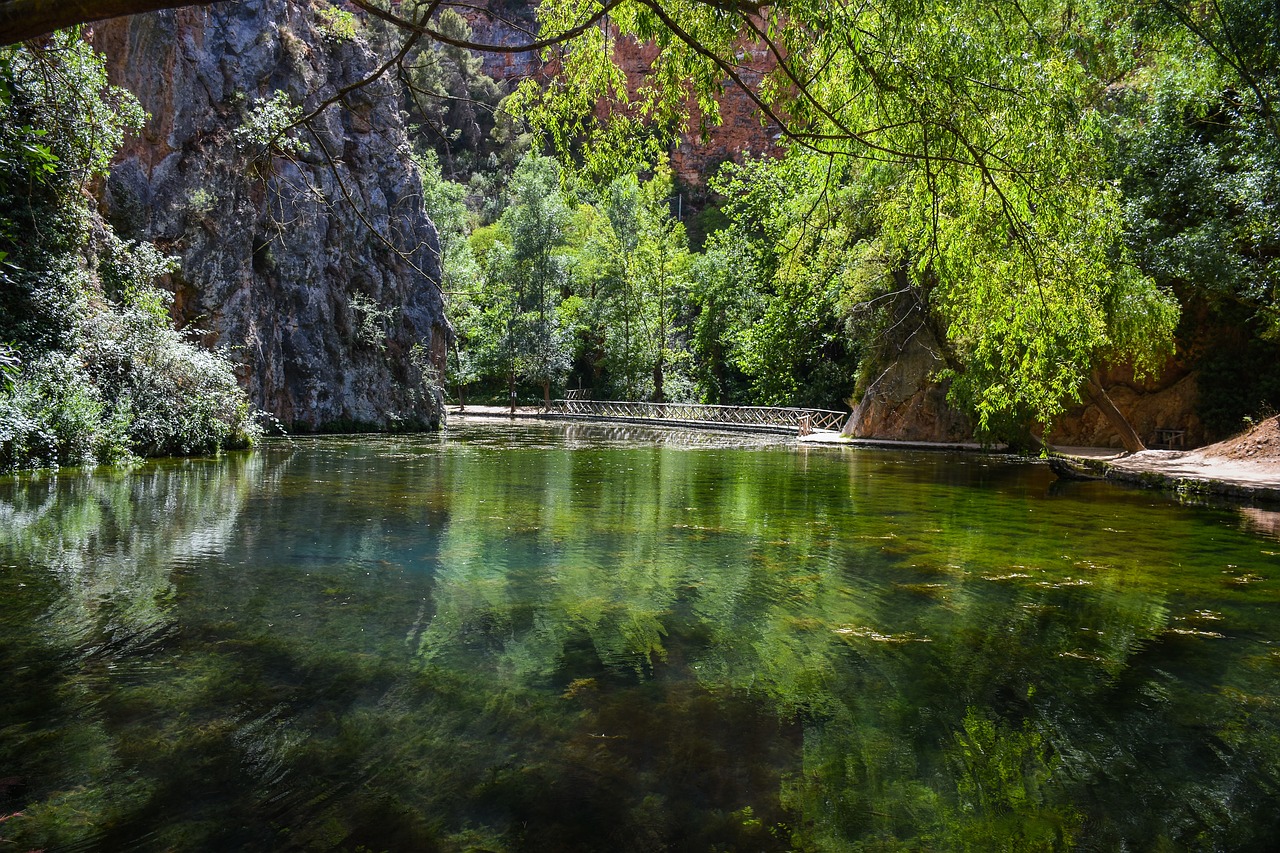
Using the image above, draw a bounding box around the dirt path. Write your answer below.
[1061,416,1280,501]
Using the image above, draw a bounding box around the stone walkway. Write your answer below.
[1056,448,1280,502]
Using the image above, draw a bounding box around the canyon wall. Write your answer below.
[457,1,783,189]
[843,330,1206,450]
[94,0,449,431]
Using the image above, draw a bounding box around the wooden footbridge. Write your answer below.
[543,398,847,437]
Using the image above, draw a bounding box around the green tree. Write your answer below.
[1103,0,1280,434]
[631,167,691,403]
[397,6,504,179]
[684,157,860,408]
[504,0,1179,444]
[416,148,481,407]
[571,166,691,401]
[493,152,574,409]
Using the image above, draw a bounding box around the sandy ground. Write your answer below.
[1095,416,1280,491]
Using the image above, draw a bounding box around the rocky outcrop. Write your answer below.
[607,34,783,190]
[93,0,449,430]
[842,326,972,443]
[842,325,1208,448]
[1048,363,1205,449]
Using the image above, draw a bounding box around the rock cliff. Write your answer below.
[93,0,449,431]
[458,0,783,189]
[844,329,1206,450]
[842,326,973,443]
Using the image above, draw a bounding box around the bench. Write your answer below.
[1152,428,1186,450]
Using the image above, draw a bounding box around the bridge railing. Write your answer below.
[546,399,846,434]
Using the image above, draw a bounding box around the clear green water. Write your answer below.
[3,420,1280,851]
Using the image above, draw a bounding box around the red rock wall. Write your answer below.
[1048,362,1205,450]
[456,1,783,187]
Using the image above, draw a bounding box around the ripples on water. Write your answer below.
[2,420,1280,850]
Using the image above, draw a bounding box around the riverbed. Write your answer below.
[3,420,1279,850]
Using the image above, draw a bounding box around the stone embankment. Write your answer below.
[1052,416,1280,503]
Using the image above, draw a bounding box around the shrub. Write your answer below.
[314,2,359,42]
[0,36,262,472]
[0,352,123,471]
[79,304,260,457]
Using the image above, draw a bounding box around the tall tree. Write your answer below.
[572,167,690,402]
[507,0,1179,445]
[494,152,573,409]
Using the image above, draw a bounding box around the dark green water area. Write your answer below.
[4,420,1280,851]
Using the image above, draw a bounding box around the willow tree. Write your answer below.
[496,0,1178,447]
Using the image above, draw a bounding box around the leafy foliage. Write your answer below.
[314,0,360,42]
[489,0,1185,434]
[396,6,514,182]
[1107,0,1280,432]
[234,90,310,158]
[0,33,258,472]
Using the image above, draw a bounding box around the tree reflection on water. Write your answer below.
[2,423,1280,850]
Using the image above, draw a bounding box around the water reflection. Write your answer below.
[2,423,1280,850]
[1240,506,1280,541]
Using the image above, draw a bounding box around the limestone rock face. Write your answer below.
[1049,364,1205,449]
[842,328,972,443]
[94,1,449,430]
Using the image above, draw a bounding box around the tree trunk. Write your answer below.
[542,379,550,411]
[508,371,516,415]
[0,0,220,46]
[452,343,465,411]
[652,358,665,404]
[1084,374,1146,453]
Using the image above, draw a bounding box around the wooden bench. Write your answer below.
[1153,428,1186,450]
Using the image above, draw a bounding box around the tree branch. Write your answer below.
[0,0,220,46]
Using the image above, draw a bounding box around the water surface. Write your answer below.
[3,420,1280,850]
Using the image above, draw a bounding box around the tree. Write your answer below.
[631,167,690,403]
[688,157,861,409]
[0,33,257,470]
[395,6,504,179]
[492,152,573,409]
[1104,0,1280,435]
[571,167,690,402]
[503,0,1180,446]
[6,0,1192,444]
[416,148,482,408]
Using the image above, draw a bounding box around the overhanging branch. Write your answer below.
[0,0,220,46]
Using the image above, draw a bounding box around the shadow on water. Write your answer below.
[3,421,1280,850]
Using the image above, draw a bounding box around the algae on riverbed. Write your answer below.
[3,422,1280,850]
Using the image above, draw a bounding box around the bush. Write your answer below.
[0,303,261,472]
[0,352,121,470]
[80,303,259,457]
[0,36,262,473]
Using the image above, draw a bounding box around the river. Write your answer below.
[2,419,1279,850]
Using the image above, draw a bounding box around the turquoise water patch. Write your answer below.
[2,421,1279,850]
